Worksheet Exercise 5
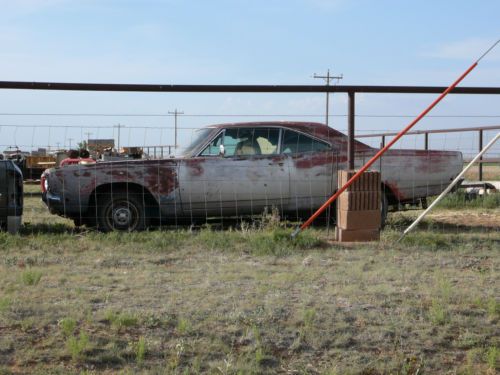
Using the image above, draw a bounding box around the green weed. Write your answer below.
[249,228,323,256]
[436,277,453,303]
[105,311,139,330]
[487,299,499,320]
[135,336,146,365]
[435,191,500,210]
[20,269,43,286]
[429,300,449,325]
[486,346,499,370]
[66,332,89,362]
[59,318,77,337]
[301,308,316,339]
[177,317,191,335]
[0,297,10,313]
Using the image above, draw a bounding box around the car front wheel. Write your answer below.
[97,192,147,232]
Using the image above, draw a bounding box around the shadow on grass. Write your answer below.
[19,222,80,235]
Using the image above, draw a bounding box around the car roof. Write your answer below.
[206,121,346,140]
[204,121,373,147]
[207,121,327,130]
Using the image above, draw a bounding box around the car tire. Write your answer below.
[97,192,147,232]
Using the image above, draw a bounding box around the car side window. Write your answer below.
[200,132,224,156]
[281,130,331,154]
[201,128,280,157]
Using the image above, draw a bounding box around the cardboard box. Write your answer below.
[338,170,381,192]
[337,209,381,230]
[338,191,381,211]
[336,227,380,242]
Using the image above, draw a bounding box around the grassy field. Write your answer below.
[463,164,500,181]
[0,191,498,374]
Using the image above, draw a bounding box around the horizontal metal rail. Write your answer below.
[355,124,500,138]
[355,124,500,181]
[1,81,500,94]
[464,158,500,163]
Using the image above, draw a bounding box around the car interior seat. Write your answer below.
[235,139,261,156]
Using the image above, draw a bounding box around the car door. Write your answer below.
[282,129,338,218]
[178,127,290,219]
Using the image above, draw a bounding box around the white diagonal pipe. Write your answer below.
[398,131,500,241]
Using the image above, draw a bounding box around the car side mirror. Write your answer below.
[219,144,225,156]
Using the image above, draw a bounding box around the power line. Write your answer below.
[0,113,499,118]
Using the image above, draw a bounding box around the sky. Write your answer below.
[0,0,499,156]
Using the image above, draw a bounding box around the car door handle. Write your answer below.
[269,162,284,166]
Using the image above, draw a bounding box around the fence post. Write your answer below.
[424,132,429,150]
[479,129,483,181]
[348,91,355,169]
[381,135,385,148]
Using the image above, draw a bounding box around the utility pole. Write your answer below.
[68,138,74,150]
[313,69,343,127]
[84,132,92,149]
[168,109,184,149]
[114,124,124,152]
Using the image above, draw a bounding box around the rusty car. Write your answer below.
[41,122,463,231]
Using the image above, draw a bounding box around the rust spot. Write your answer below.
[143,164,179,196]
[293,152,335,169]
[184,158,205,177]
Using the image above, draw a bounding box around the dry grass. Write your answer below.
[463,164,500,181]
[0,192,498,374]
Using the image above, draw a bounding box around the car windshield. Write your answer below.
[180,128,214,157]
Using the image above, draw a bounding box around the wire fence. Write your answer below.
[0,112,496,238]
[0,84,498,239]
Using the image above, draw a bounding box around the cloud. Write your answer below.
[424,37,500,61]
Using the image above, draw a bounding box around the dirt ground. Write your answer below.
[428,210,500,228]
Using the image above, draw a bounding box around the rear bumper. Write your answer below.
[42,191,63,214]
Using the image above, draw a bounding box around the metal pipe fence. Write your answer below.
[0,81,498,235]
[356,125,500,181]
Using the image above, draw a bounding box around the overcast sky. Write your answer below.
[0,0,499,155]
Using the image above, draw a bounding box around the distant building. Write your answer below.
[31,148,47,156]
[88,139,115,153]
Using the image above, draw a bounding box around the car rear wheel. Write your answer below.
[97,192,147,232]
